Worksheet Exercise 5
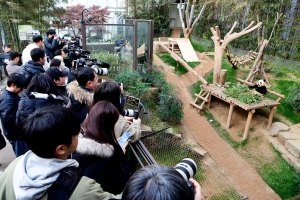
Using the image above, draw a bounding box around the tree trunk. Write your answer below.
[213,46,225,84]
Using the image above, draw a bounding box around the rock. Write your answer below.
[269,122,290,137]
[166,128,175,135]
[286,140,300,158]
[141,124,152,137]
[278,132,296,145]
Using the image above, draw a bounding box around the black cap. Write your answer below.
[46,29,56,35]
[45,67,68,80]
[4,44,11,48]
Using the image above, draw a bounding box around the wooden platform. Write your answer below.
[193,84,281,140]
[168,38,199,62]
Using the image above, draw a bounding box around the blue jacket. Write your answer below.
[0,89,22,141]
[16,93,64,127]
[44,37,58,59]
[0,51,11,66]
[19,61,45,87]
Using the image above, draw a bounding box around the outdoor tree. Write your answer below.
[210,21,262,84]
[60,4,110,36]
[0,0,67,51]
[177,0,210,38]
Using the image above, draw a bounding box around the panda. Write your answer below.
[249,79,267,95]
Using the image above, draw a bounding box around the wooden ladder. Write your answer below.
[190,87,211,112]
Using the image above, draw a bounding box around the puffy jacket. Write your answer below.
[6,61,21,76]
[0,89,22,141]
[66,81,94,123]
[44,37,58,59]
[0,51,10,66]
[0,156,122,200]
[72,136,131,195]
[16,92,64,127]
[18,61,45,87]
[114,114,141,142]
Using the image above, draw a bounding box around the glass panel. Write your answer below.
[137,21,149,65]
[84,24,134,77]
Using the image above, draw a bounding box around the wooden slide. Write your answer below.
[169,38,199,62]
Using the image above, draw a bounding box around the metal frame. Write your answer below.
[81,20,153,70]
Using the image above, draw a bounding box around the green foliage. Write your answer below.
[190,37,204,52]
[156,53,188,75]
[114,69,149,97]
[286,82,300,113]
[157,93,183,123]
[224,83,264,105]
[91,51,130,79]
[272,80,300,124]
[210,189,241,200]
[180,31,184,38]
[140,64,183,123]
[295,173,300,194]
[270,65,286,78]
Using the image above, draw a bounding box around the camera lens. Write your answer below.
[123,109,135,117]
[174,158,197,182]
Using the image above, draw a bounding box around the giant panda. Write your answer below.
[249,79,267,95]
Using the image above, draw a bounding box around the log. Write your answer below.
[158,42,208,85]
[194,94,208,102]
[218,69,227,86]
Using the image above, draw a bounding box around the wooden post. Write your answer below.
[218,69,227,86]
[243,110,255,140]
[267,106,276,129]
[226,103,234,128]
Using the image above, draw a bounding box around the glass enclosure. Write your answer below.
[83,20,153,70]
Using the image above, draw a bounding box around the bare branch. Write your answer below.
[227,21,237,35]
[178,0,185,29]
[185,0,190,28]
[267,12,283,42]
[188,0,195,28]
[242,21,254,31]
[190,2,207,29]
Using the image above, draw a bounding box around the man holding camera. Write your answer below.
[66,67,98,123]
[44,29,58,59]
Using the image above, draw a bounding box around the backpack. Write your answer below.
[47,167,82,200]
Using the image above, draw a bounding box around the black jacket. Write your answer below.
[0,51,10,66]
[66,81,94,123]
[18,61,45,87]
[72,136,131,195]
[44,37,58,59]
[0,89,22,141]
[16,92,64,127]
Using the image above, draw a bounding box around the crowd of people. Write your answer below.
[0,29,203,199]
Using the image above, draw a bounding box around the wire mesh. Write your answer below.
[141,131,245,200]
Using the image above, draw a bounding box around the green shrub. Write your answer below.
[114,69,150,98]
[158,93,183,123]
[286,82,300,113]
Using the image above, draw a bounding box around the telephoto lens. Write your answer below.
[174,158,197,182]
[91,66,108,76]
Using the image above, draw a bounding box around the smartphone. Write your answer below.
[118,132,131,148]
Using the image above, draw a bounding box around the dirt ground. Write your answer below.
[153,52,281,199]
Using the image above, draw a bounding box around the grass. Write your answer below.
[210,189,241,200]
[187,61,200,68]
[190,37,204,52]
[270,79,300,124]
[156,52,188,75]
[257,146,297,199]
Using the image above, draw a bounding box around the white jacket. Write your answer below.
[22,44,49,70]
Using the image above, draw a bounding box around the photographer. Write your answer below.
[44,29,58,59]
[55,47,73,68]
[66,67,98,123]
[92,81,141,142]
[120,165,203,200]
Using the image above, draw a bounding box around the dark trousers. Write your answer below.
[10,140,29,157]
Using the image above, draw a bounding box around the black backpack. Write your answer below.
[47,167,82,200]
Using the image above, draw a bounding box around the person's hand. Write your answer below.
[117,137,129,154]
[54,35,59,40]
[189,178,203,200]
[125,116,134,123]
[133,118,141,125]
